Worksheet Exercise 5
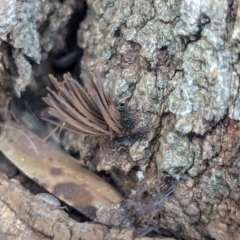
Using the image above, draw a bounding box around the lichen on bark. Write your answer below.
[0,0,80,97]
[0,0,240,239]
[75,0,240,239]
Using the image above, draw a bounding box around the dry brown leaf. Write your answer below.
[0,121,122,225]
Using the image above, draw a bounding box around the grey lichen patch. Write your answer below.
[102,0,133,31]
[174,0,202,37]
[201,170,230,201]
[126,0,154,28]
[156,131,194,175]
[167,0,240,135]
[0,0,40,95]
[13,51,32,94]
[0,0,17,41]
[79,0,134,63]
[200,1,229,49]
[154,0,180,23]
[104,68,138,98]
[0,0,79,95]
[232,0,240,41]
[229,61,240,120]
[122,3,182,61]
[123,20,161,61]
[11,1,40,63]
[187,139,207,178]
[169,40,239,135]
[134,72,159,113]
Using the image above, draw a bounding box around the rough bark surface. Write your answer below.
[75,0,240,239]
[0,0,80,97]
[0,173,173,240]
[0,0,240,239]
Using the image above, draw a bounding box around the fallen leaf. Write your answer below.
[0,121,123,224]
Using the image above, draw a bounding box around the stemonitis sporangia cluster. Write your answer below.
[42,64,147,147]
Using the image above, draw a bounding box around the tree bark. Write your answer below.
[75,0,240,239]
[0,0,240,239]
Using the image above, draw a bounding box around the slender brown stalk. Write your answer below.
[42,66,123,136]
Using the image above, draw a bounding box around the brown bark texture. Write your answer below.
[76,0,240,239]
[1,173,170,240]
[0,0,240,240]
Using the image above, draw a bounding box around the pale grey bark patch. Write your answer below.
[0,0,79,96]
